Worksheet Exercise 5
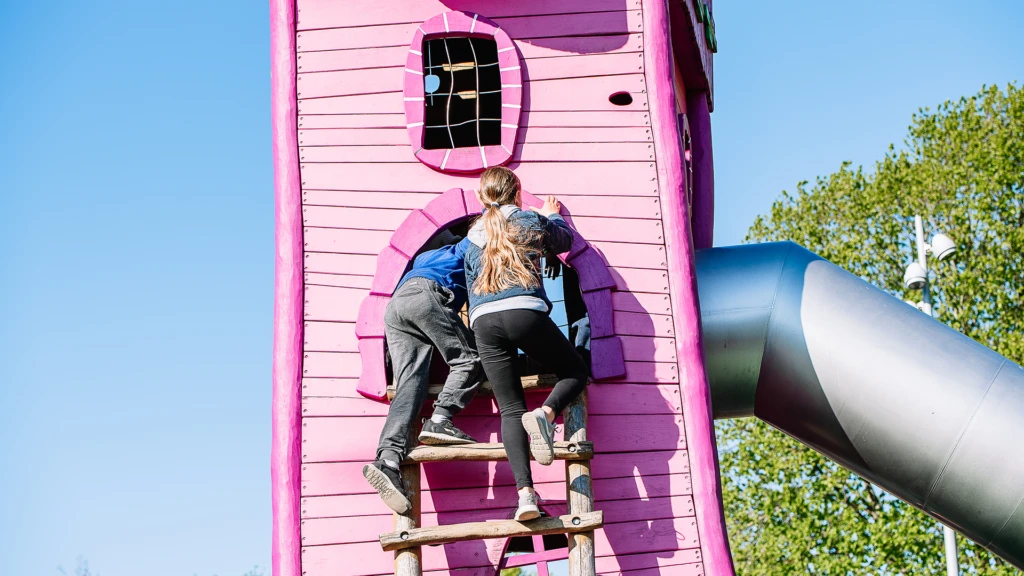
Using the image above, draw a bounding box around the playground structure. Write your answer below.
[269,1,1024,574]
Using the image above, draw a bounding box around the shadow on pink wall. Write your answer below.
[408,376,690,572]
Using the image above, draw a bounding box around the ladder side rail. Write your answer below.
[564,390,596,576]
[394,463,422,576]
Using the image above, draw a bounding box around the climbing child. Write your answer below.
[464,166,590,521]
[362,230,483,514]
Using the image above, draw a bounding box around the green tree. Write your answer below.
[719,83,1024,575]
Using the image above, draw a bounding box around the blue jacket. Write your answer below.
[464,206,575,326]
[398,237,470,311]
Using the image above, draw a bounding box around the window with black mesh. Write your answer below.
[422,36,502,150]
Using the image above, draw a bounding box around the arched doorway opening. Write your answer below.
[354,187,626,400]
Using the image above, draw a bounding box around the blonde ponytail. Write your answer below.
[474,167,541,295]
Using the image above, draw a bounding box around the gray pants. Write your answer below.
[376,278,482,463]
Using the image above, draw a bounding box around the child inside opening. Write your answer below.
[465,166,590,521]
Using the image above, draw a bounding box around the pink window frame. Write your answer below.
[403,11,521,174]
[354,188,626,400]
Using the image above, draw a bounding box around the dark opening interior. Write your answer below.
[422,36,502,150]
[683,124,694,211]
[503,532,569,554]
[499,531,569,575]
[608,91,633,106]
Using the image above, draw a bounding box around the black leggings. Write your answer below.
[473,309,590,489]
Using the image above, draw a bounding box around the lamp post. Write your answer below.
[903,214,959,576]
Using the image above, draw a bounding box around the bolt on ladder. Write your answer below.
[379,390,602,576]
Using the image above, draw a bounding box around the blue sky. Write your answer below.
[713,0,1024,245]
[0,1,1020,575]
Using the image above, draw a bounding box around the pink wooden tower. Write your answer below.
[270,1,730,574]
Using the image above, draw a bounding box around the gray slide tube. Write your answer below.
[695,242,1024,569]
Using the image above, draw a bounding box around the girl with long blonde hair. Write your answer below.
[463,166,590,520]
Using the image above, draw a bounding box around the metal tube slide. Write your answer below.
[695,242,1024,569]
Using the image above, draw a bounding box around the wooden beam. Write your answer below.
[404,441,594,463]
[393,464,421,576]
[387,374,559,400]
[380,511,604,552]
[565,392,597,576]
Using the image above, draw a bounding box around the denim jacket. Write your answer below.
[464,205,575,326]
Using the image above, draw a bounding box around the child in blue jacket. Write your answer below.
[362,231,482,514]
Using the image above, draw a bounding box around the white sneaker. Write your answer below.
[521,408,556,465]
[514,491,540,521]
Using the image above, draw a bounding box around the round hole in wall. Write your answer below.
[609,91,633,106]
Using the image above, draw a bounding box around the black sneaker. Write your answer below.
[418,419,477,445]
[362,460,412,514]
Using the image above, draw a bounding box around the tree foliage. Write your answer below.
[719,83,1024,575]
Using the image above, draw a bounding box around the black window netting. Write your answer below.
[422,36,502,150]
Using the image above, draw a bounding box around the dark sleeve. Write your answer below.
[453,236,470,260]
[419,229,462,253]
[540,213,575,255]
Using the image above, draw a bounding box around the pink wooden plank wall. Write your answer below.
[288,0,721,574]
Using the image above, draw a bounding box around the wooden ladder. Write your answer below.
[379,390,602,576]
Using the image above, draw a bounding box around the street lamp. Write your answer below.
[930,233,957,262]
[903,214,959,576]
[904,216,957,315]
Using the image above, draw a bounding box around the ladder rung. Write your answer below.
[380,511,604,551]
[404,441,593,463]
[388,374,558,400]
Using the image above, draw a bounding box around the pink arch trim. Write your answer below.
[355,188,625,400]
[404,11,522,174]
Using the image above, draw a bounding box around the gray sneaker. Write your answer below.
[521,408,556,465]
[514,491,540,521]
